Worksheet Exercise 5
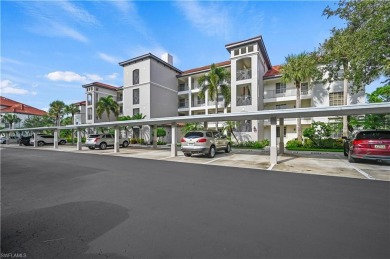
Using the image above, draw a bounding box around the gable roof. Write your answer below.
[179,61,231,77]
[0,96,47,116]
[82,82,120,91]
[119,53,182,74]
[264,65,282,79]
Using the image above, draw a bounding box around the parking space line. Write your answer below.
[203,156,225,164]
[334,155,376,180]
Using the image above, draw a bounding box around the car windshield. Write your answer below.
[184,132,204,138]
[88,135,101,138]
[356,131,390,140]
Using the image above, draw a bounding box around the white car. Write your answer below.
[0,135,19,144]
[30,134,67,146]
[85,134,129,150]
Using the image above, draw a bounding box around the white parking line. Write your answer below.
[202,156,225,164]
[334,154,375,180]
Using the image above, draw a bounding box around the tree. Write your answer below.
[198,63,231,130]
[48,100,66,126]
[23,115,54,128]
[181,122,204,134]
[281,52,320,141]
[64,104,80,145]
[223,121,239,143]
[367,85,390,103]
[96,95,119,122]
[303,121,332,147]
[1,114,21,129]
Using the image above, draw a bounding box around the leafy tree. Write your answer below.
[181,122,204,133]
[96,95,119,122]
[23,115,54,128]
[1,114,21,129]
[157,128,166,140]
[367,85,390,103]
[64,104,80,145]
[281,51,320,141]
[223,121,239,143]
[303,121,332,147]
[48,100,66,126]
[198,63,231,130]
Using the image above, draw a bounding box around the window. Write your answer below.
[236,84,252,106]
[87,94,92,105]
[133,69,139,85]
[206,132,213,137]
[276,104,287,109]
[197,97,205,105]
[234,49,239,56]
[240,47,247,54]
[301,83,309,95]
[133,89,139,104]
[119,106,123,114]
[276,83,286,94]
[237,120,252,132]
[248,45,254,52]
[133,108,140,116]
[87,108,92,120]
[277,127,287,137]
[179,99,186,108]
[217,94,224,102]
[329,92,344,106]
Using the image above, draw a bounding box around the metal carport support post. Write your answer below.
[5,132,9,145]
[33,132,38,147]
[171,123,177,157]
[153,125,157,149]
[279,118,284,155]
[53,129,59,149]
[270,117,278,165]
[76,129,82,151]
[114,127,120,153]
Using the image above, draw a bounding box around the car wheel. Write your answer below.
[348,151,356,163]
[99,142,107,150]
[59,140,66,145]
[225,143,231,153]
[88,147,95,150]
[38,141,45,147]
[208,145,216,158]
[184,153,192,157]
[122,141,129,148]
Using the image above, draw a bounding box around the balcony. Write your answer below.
[192,102,206,107]
[264,89,311,99]
[178,100,189,109]
[178,84,189,92]
[236,96,252,106]
[236,69,252,81]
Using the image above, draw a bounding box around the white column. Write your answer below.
[5,132,9,145]
[270,117,278,165]
[171,123,177,157]
[188,76,192,114]
[76,129,82,150]
[114,127,120,153]
[53,129,58,149]
[205,90,209,115]
[33,132,38,147]
[153,125,157,149]
[279,118,284,155]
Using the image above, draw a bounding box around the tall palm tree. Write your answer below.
[64,104,80,145]
[223,121,239,143]
[96,95,119,122]
[281,52,319,142]
[1,114,21,129]
[131,113,146,140]
[48,100,66,126]
[198,63,231,130]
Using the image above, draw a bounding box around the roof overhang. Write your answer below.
[119,53,182,74]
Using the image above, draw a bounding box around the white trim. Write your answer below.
[123,81,178,94]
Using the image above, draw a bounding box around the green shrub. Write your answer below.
[130,138,137,144]
[286,139,303,149]
[137,138,145,145]
[233,139,269,149]
[157,140,167,145]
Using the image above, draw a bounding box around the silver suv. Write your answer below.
[85,134,129,150]
[180,130,231,158]
[30,134,67,146]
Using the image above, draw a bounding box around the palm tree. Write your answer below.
[64,104,80,145]
[96,95,119,122]
[181,122,204,134]
[1,114,21,129]
[223,121,239,143]
[131,113,146,140]
[48,100,66,126]
[198,63,231,130]
[281,52,319,141]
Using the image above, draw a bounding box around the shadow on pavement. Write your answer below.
[1,201,129,258]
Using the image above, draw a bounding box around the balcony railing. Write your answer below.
[264,89,311,99]
[178,84,189,92]
[192,102,206,107]
[236,69,252,81]
[178,101,189,108]
[236,96,252,106]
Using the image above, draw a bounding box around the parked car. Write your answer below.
[85,134,129,150]
[18,135,33,146]
[30,134,67,146]
[0,135,19,144]
[180,130,231,158]
[343,130,390,163]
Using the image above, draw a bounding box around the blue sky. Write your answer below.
[1,0,381,111]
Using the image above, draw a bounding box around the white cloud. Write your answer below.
[98,52,120,64]
[0,80,29,95]
[111,0,135,14]
[58,1,99,25]
[45,71,103,83]
[50,22,89,43]
[107,73,119,80]
[175,1,231,38]
[0,57,24,65]
[31,91,38,96]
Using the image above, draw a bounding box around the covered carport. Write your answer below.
[1,103,389,165]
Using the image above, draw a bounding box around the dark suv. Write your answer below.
[343,130,390,163]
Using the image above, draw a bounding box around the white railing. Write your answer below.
[236,69,252,81]
[236,96,252,106]
[264,89,311,99]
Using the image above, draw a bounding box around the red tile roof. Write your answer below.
[0,96,47,116]
[82,82,120,91]
[264,65,282,78]
[180,61,231,76]
[72,101,86,106]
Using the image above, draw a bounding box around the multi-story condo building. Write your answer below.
[83,35,365,143]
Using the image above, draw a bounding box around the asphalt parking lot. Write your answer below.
[2,143,389,181]
[2,147,389,258]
